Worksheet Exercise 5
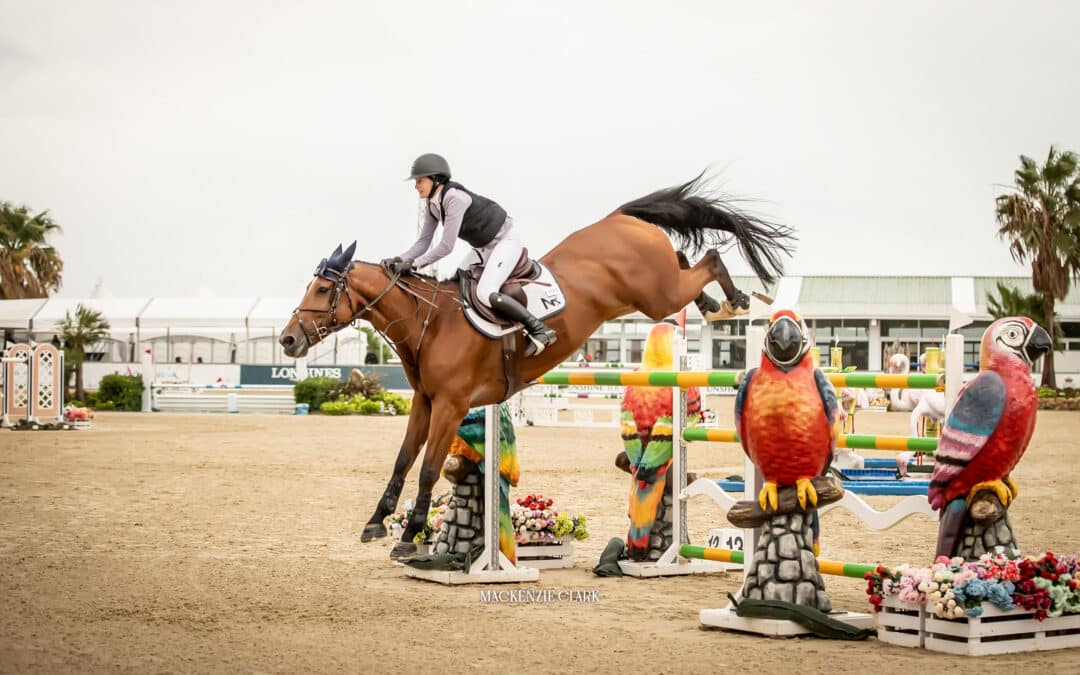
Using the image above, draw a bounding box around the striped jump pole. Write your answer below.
[537,370,743,388]
[681,428,939,453]
[826,373,941,390]
[538,371,941,390]
[679,545,879,580]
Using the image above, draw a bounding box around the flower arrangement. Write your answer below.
[512,494,589,545]
[386,492,453,544]
[866,552,1080,621]
[63,405,95,423]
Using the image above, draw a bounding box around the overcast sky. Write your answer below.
[2,1,1077,300]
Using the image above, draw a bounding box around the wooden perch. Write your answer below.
[969,489,1007,525]
[442,455,473,484]
[727,475,845,528]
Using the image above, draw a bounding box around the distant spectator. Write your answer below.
[196,356,204,364]
[175,357,182,364]
[365,352,379,365]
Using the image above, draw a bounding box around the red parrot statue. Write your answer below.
[619,322,701,561]
[931,316,1051,559]
[734,310,840,517]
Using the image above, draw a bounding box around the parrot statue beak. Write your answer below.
[1023,324,1052,366]
[765,316,805,369]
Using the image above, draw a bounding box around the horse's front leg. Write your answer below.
[391,396,468,559]
[361,392,431,542]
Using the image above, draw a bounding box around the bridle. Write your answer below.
[290,259,401,350]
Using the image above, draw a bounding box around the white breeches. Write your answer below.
[458,222,522,308]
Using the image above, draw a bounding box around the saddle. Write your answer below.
[456,249,543,326]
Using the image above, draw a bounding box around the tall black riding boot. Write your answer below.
[488,292,557,357]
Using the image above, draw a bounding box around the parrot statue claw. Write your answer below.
[966,479,1013,508]
[1005,476,1019,500]
[758,482,779,512]
[796,477,818,510]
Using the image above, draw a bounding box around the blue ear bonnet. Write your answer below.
[314,241,357,279]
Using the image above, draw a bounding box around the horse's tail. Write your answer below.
[618,172,796,284]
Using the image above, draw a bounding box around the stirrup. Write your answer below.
[525,330,557,357]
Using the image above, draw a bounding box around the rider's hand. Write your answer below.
[379,256,402,269]
[390,259,414,275]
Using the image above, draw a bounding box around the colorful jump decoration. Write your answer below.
[730,310,841,611]
[428,404,519,563]
[930,317,1050,561]
[616,323,703,562]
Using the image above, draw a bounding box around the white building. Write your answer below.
[3,275,1079,387]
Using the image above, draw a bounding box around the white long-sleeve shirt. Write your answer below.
[400,185,473,268]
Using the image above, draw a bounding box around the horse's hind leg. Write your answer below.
[362,392,431,542]
[676,251,721,314]
[701,249,752,315]
[391,396,469,559]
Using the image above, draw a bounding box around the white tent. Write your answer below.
[32,297,150,338]
[138,297,258,338]
[0,298,47,331]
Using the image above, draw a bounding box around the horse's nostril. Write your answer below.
[281,334,294,347]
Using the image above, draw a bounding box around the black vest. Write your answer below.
[436,181,507,248]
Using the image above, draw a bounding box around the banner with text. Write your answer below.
[239,364,411,390]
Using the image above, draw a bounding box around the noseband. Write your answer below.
[291,260,400,349]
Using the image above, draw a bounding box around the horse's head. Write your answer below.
[279,242,359,358]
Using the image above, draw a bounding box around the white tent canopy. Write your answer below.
[246,297,297,332]
[32,297,150,337]
[138,297,258,338]
[0,298,47,330]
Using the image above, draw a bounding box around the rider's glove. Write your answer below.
[390,259,414,275]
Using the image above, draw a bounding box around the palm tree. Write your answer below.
[996,147,1080,387]
[58,304,110,402]
[0,202,64,299]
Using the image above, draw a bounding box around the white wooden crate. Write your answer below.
[516,540,574,569]
[875,597,1080,656]
[924,605,1080,656]
[876,596,926,649]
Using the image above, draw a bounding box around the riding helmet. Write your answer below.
[407,153,451,180]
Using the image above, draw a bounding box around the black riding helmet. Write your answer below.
[406,153,451,181]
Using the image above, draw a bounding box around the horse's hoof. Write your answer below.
[361,523,387,542]
[703,301,750,321]
[695,294,722,314]
[390,541,417,560]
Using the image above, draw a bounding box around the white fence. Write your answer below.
[150,384,296,414]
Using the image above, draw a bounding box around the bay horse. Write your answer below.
[279,175,795,556]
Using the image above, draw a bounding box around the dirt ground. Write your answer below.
[1,406,1078,674]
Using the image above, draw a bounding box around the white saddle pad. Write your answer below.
[463,262,566,338]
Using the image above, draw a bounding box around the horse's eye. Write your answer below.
[316,286,330,294]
